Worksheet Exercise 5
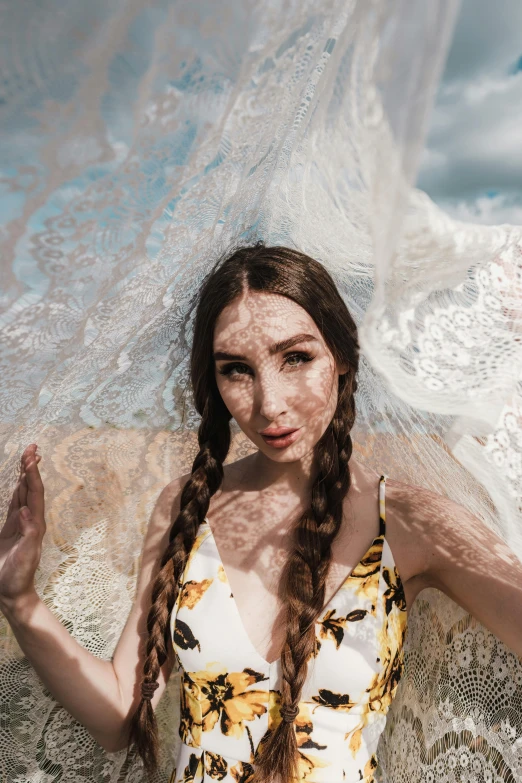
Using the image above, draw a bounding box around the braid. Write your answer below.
[253,374,357,783]
[122,242,361,781]
[126,396,231,776]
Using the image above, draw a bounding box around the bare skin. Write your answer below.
[1,289,522,755]
[203,454,422,665]
[206,289,429,663]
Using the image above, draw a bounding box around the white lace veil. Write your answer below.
[1,1,521,781]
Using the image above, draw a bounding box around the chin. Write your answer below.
[258,439,316,463]
[263,449,301,462]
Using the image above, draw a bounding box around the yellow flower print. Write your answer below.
[312,688,357,711]
[367,634,405,714]
[295,709,327,753]
[346,538,383,602]
[318,608,369,649]
[189,667,269,742]
[363,752,378,780]
[230,760,255,782]
[348,726,363,758]
[318,609,345,649]
[295,706,330,781]
[179,578,213,610]
[297,751,330,782]
[176,751,202,783]
[258,696,330,780]
[180,674,203,747]
[204,750,228,780]
[382,566,407,615]
[174,618,201,652]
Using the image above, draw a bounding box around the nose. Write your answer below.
[256,373,287,422]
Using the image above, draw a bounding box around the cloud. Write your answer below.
[417,0,522,225]
[439,193,522,226]
[442,0,522,84]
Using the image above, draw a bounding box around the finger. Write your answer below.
[19,445,34,481]
[11,446,39,514]
[25,458,45,524]
[21,444,37,468]
[17,505,43,543]
[7,479,21,517]
[0,511,20,540]
[19,472,28,509]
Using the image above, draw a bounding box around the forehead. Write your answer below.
[213,291,319,347]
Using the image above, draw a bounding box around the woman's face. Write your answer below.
[213,290,347,463]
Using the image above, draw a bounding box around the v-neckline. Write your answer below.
[202,519,385,668]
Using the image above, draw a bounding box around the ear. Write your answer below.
[337,361,349,375]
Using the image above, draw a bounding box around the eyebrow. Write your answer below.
[213,333,319,362]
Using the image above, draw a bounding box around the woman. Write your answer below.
[1,243,521,783]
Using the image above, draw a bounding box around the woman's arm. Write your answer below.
[1,591,131,752]
[406,482,522,659]
[0,444,190,753]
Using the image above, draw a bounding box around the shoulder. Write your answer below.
[157,470,193,509]
[383,477,522,653]
[141,470,193,558]
[384,475,480,588]
[148,456,251,547]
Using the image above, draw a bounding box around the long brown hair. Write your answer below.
[127,242,360,782]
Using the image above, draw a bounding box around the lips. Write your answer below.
[259,427,298,437]
[259,427,301,449]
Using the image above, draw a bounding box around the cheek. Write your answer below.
[297,362,336,414]
[216,377,253,419]
[215,360,336,420]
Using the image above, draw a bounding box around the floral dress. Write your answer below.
[169,475,407,783]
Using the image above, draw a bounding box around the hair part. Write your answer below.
[127,242,360,783]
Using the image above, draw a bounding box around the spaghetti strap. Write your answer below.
[378,474,387,536]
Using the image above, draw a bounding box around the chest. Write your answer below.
[171,524,394,692]
[196,495,383,663]
[230,550,382,663]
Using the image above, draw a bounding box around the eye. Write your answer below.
[284,351,314,369]
[217,362,252,379]
[217,351,314,379]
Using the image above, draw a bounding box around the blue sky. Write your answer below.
[418,0,522,225]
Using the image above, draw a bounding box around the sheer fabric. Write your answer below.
[1,1,521,781]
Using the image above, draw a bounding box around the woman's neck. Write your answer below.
[231,448,365,504]
[249,448,317,492]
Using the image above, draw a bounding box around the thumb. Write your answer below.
[19,506,40,537]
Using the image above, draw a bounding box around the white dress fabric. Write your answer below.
[170,476,408,782]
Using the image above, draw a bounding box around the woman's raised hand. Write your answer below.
[0,445,179,750]
[0,444,45,609]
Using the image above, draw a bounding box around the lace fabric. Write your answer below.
[1,1,521,781]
